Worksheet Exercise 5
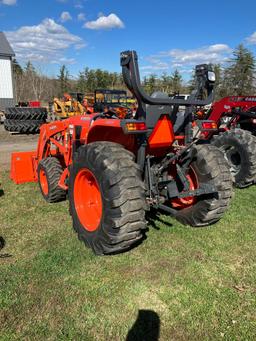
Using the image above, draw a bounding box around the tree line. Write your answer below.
[13,44,256,104]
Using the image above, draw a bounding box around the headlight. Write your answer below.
[207,71,216,82]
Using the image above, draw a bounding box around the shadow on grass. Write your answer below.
[146,208,173,231]
[0,189,4,197]
[126,309,160,341]
[0,236,12,259]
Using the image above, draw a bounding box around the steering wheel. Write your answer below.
[103,109,119,119]
[92,111,119,122]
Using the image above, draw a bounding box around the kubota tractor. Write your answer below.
[195,96,256,188]
[10,51,233,255]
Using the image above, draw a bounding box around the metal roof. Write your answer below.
[0,32,15,57]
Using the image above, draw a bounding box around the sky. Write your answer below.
[1,0,256,79]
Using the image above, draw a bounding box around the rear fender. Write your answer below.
[87,119,137,152]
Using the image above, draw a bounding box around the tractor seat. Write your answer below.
[146,91,186,134]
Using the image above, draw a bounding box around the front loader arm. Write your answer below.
[207,96,256,123]
[36,121,71,166]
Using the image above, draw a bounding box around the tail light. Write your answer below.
[122,120,147,134]
[196,120,218,131]
[201,121,218,130]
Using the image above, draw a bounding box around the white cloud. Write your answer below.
[164,44,231,66]
[141,61,169,71]
[140,57,169,74]
[246,32,256,44]
[1,0,16,5]
[141,44,231,77]
[51,57,76,65]
[5,18,85,63]
[60,11,72,22]
[77,12,86,21]
[84,13,124,30]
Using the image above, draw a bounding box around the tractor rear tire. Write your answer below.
[212,129,256,188]
[175,144,233,226]
[4,119,44,134]
[37,157,66,203]
[5,107,48,121]
[69,142,147,255]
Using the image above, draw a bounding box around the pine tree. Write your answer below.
[12,58,23,76]
[144,74,157,95]
[171,69,182,93]
[161,72,172,93]
[77,70,87,93]
[58,65,70,95]
[212,64,222,99]
[24,61,36,74]
[223,44,255,96]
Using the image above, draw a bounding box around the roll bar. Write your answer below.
[120,50,215,107]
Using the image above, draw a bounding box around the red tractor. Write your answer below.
[196,96,256,188]
[10,51,232,255]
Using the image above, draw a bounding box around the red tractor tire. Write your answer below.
[37,157,66,203]
[69,142,147,255]
[174,144,233,226]
[212,129,256,188]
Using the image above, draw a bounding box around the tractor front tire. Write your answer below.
[175,144,233,226]
[69,142,147,255]
[212,129,256,188]
[37,157,66,203]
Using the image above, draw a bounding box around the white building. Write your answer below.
[0,32,15,111]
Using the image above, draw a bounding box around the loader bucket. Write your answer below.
[10,151,37,184]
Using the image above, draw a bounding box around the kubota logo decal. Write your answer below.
[244,97,256,101]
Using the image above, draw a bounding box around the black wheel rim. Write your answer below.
[220,145,241,176]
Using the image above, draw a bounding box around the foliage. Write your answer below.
[57,65,70,96]
[12,44,256,104]
[143,70,184,95]
[77,68,124,93]
[13,60,51,102]
[220,44,255,97]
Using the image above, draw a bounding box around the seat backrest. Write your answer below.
[145,92,173,130]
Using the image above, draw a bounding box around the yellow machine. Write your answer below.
[53,93,85,119]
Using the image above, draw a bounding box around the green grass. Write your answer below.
[0,172,256,341]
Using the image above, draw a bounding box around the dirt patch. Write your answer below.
[0,125,38,170]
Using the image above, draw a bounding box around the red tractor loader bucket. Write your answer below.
[10,151,37,184]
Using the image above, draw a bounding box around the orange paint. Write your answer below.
[39,168,49,195]
[74,168,103,232]
[10,151,37,184]
[148,115,175,148]
[171,167,198,209]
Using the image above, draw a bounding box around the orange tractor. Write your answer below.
[10,51,232,255]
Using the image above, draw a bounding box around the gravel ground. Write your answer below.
[0,124,38,170]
